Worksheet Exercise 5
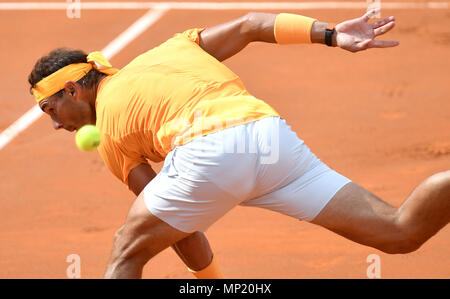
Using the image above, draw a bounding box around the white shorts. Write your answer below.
[143,116,351,233]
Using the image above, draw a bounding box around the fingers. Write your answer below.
[362,8,381,22]
[374,20,396,36]
[367,39,400,48]
[372,15,395,29]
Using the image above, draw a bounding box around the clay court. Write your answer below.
[0,0,449,278]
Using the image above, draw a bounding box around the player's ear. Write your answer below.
[63,80,81,99]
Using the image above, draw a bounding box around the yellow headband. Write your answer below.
[32,51,119,104]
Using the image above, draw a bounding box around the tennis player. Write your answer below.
[29,9,449,278]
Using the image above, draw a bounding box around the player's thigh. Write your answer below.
[310,181,400,247]
[116,192,191,260]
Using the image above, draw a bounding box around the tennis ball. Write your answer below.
[75,124,101,151]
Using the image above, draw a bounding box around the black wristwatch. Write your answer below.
[325,23,335,47]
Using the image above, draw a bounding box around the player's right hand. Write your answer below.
[335,8,399,53]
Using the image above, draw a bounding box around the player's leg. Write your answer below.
[104,191,190,278]
[128,163,216,275]
[171,231,213,271]
[241,117,450,253]
[172,233,223,278]
[110,122,266,278]
[311,171,450,254]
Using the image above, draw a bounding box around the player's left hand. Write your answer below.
[335,8,399,53]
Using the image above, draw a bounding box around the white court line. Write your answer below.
[0,106,44,150]
[0,6,169,151]
[0,2,449,10]
[102,5,169,60]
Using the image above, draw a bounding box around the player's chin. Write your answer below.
[64,126,77,132]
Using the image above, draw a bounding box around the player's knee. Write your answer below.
[377,221,425,254]
[378,237,423,254]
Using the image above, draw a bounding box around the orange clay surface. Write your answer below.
[0,1,449,278]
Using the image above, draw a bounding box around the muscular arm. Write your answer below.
[198,13,274,62]
[128,163,213,271]
[198,12,333,61]
[198,10,398,61]
[128,163,157,196]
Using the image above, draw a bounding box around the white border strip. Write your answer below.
[0,2,448,10]
[0,7,168,150]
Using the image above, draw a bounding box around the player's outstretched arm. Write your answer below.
[198,9,398,61]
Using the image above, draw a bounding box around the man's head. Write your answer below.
[28,48,106,131]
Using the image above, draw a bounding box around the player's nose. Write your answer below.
[53,120,63,130]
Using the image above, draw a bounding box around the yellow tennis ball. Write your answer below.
[75,124,101,151]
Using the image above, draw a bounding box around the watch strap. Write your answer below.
[325,23,335,47]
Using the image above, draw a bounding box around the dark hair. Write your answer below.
[28,48,103,97]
